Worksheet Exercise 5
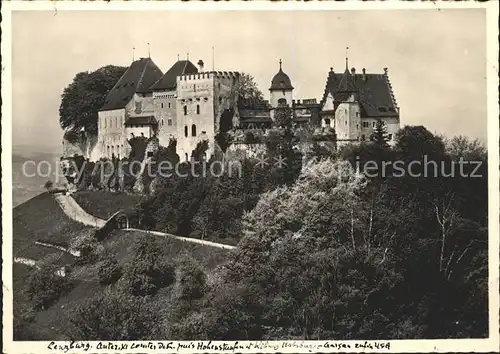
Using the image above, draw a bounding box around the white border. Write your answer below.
[2,1,499,353]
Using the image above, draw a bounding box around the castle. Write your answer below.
[86,55,400,162]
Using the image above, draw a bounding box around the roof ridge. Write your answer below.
[104,62,133,102]
[136,58,149,91]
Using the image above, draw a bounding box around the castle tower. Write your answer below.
[334,63,362,142]
[151,58,198,147]
[175,70,240,161]
[269,59,294,108]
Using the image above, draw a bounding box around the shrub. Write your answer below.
[68,291,160,340]
[76,233,100,264]
[177,257,207,300]
[124,236,176,296]
[244,131,260,144]
[25,258,73,310]
[44,180,53,191]
[98,255,122,285]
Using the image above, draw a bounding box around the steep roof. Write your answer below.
[100,58,163,111]
[321,68,399,118]
[270,60,294,91]
[337,68,358,93]
[150,60,198,91]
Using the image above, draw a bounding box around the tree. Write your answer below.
[370,118,389,147]
[98,254,122,285]
[124,235,176,296]
[59,65,127,138]
[44,180,53,191]
[25,256,73,310]
[445,135,486,161]
[236,73,265,102]
[177,257,208,300]
[68,291,160,340]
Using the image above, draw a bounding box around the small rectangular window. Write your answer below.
[168,119,173,126]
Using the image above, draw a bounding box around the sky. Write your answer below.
[11,8,487,152]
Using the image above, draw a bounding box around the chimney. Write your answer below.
[351,67,356,75]
[362,68,367,81]
[198,59,204,72]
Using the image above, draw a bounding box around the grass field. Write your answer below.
[13,192,93,261]
[72,190,142,220]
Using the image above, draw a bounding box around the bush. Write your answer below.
[124,236,176,296]
[75,233,100,264]
[44,180,53,190]
[98,255,122,285]
[244,131,260,144]
[25,259,73,310]
[177,257,207,300]
[68,291,160,340]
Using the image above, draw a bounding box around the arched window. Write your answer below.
[324,118,331,126]
[183,106,187,115]
[185,153,189,162]
[197,105,200,115]
[191,124,197,137]
[184,125,188,137]
[278,98,287,105]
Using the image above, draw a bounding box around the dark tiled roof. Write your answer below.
[100,58,163,111]
[150,60,198,91]
[321,69,399,118]
[124,116,157,126]
[270,67,294,91]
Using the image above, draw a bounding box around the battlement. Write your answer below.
[177,71,241,82]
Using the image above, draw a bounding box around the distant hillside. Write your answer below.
[12,150,63,207]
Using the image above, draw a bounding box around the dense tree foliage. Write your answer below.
[69,291,160,340]
[25,255,73,310]
[37,123,487,341]
[124,235,176,296]
[236,73,265,102]
[59,65,127,138]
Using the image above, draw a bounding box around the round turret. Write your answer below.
[269,59,294,91]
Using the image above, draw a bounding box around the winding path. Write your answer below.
[53,192,236,250]
[53,193,106,228]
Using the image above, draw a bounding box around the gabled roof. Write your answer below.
[100,58,163,111]
[321,68,399,118]
[337,68,358,93]
[150,60,198,91]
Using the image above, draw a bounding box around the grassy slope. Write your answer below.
[72,190,142,220]
[13,192,92,258]
[12,195,230,341]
